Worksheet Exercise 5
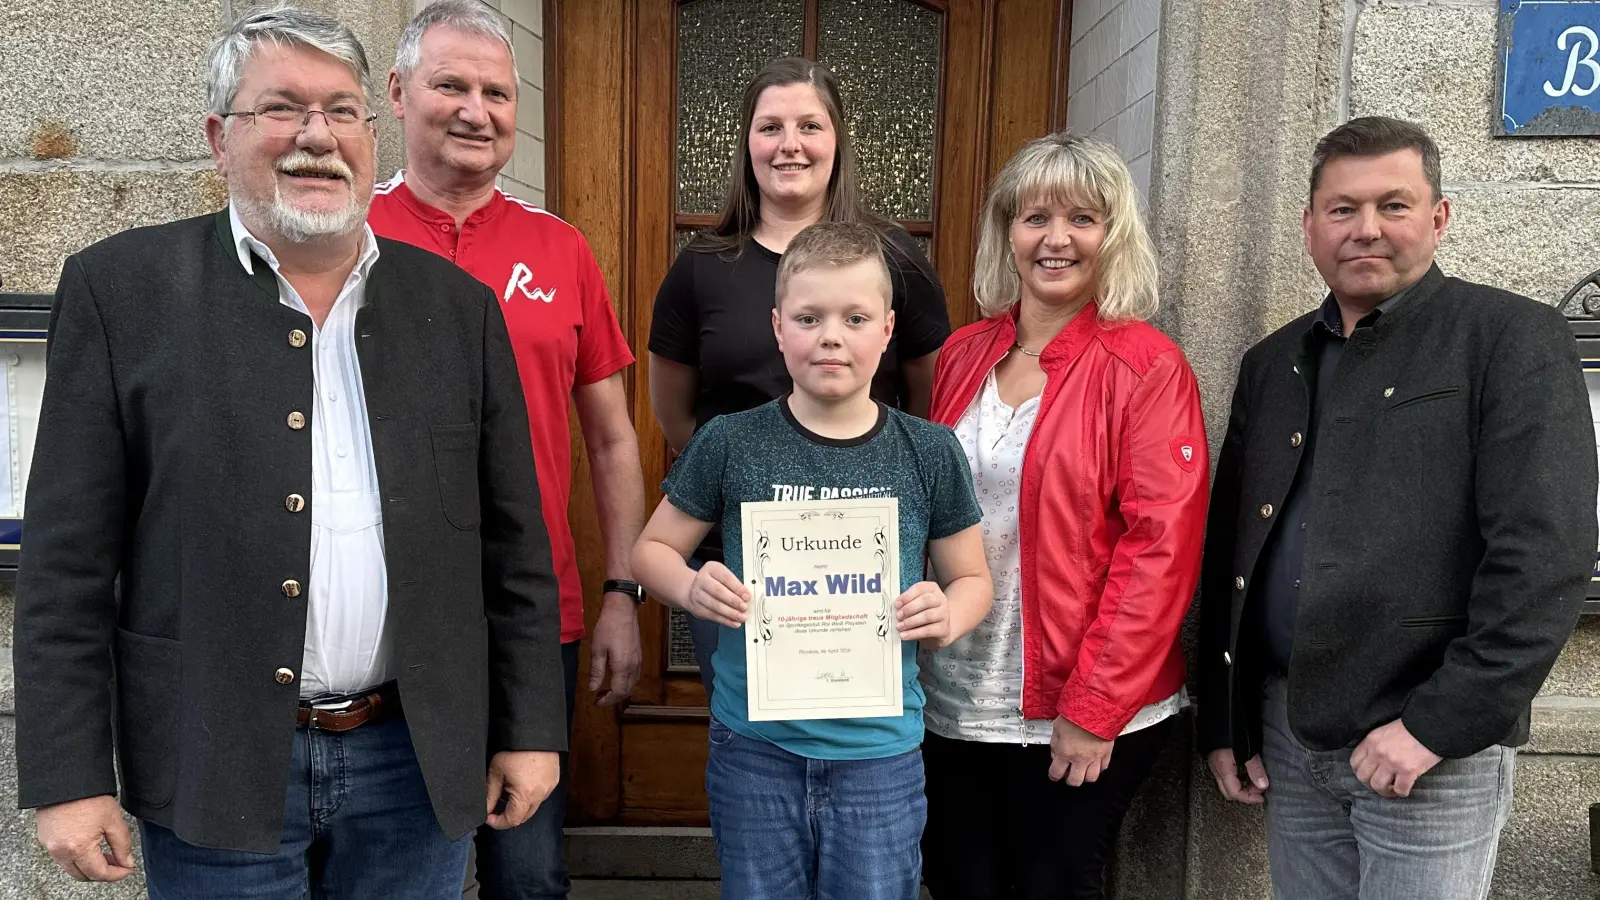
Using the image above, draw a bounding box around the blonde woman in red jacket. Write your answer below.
[918,133,1209,899]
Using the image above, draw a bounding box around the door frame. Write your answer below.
[546,0,1074,826]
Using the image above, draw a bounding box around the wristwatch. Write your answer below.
[603,578,646,605]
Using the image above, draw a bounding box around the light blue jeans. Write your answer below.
[1260,677,1515,900]
[705,717,926,900]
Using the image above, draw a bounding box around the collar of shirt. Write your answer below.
[381,169,507,232]
[228,202,381,284]
[1311,279,1416,339]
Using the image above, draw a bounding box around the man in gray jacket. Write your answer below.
[1198,116,1596,899]
[14,7,564,897]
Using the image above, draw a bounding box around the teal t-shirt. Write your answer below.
[663,397,981,760]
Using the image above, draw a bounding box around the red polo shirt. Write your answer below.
[369,171,634,643]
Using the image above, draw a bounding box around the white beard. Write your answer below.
[231,181,369,244]
[228,146,374,244]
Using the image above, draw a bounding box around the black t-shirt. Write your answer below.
[649,226,950,432]
[649,225,951,560]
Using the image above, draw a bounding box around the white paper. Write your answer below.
[741,497,903,722]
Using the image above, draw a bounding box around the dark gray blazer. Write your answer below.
[1197,265,1596,762]
[13,211,566,853]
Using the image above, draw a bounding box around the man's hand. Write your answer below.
[1207,748,1269,805]
[685,561,749,627]
[485,750,560,830]
[589,595,642,706]
[1350,719,1442,798]
[896,582,952,645]
[35,795,135,882]
[1048,716,1115,787]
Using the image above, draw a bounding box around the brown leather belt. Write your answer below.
[296,683,402,733]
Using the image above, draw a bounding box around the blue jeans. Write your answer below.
[1260,677,1515,900]
[141,716,471,900]
[705,717,926,900]
[472,639,582,899]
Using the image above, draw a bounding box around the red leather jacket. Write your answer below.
[930,305,1209,738]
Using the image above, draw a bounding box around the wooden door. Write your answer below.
[549,0,1074,827]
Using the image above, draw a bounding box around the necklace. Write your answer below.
[1013,343,1042,357]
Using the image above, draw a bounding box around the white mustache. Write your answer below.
[276,152,351,180]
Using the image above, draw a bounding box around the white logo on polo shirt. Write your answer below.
[503,262,557,304]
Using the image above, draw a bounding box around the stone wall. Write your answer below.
[470,0,546,207]
[1066,0,1161,197]
[1150,1,1600,898]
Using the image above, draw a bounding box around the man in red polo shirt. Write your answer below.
[369,4,644,897]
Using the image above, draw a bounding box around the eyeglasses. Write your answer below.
[220,101,377,137]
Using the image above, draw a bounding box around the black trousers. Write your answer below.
[921,718,1173,900]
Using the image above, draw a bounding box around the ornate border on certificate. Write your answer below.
[741,497,903,722]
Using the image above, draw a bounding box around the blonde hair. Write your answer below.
[775,222,891,309]
[973,132,1158,322]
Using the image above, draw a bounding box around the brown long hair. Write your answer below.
[694,57,887,256]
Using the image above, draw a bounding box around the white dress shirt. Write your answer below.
[230,205,392,700]
[921,369,1184,743]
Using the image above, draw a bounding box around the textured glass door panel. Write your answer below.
[676,227,701,253]
[668,607,701,671]
[677,0,805,215]
[817,0,942,221]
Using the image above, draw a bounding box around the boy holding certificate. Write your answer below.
[634,223,993,900]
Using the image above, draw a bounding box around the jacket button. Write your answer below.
[1223,652,1233,666]
[288,329,308,348]
[287,411,306,430]
[282,579,302,598]
[275,667,295,685]
[1290,432,1303,447]
[1260,503,1274,518]
[1234,576,1245,591]
[285,493,306,513]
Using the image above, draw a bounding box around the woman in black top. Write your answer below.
[649,56,951,695]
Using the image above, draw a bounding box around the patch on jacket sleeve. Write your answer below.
[1170,435,1199,473]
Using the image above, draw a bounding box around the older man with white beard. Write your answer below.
[12,7,567,898]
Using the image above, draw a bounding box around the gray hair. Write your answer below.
[394,0,518,83]
[206,4,371,116]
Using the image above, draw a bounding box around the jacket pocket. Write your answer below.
[1398,614,1468,628]
[114,628,180,809]
[1384,386,1461,412]
[432,423,481,530]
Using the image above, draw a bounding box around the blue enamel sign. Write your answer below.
[1498,1,1600,136]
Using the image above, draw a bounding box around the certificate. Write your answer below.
[741,497,902,722]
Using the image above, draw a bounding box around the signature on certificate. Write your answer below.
[814,669,855,684]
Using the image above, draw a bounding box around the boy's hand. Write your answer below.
[896,581,953,646]
[687,561,750,627]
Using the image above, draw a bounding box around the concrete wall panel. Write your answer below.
[0,0,221,163]
[1352,4,1600,186]
[0,170,226,292]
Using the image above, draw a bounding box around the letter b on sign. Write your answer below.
[1545,26,1600,98]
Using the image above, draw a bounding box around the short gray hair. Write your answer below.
[394,0,517,82]
[206,4,371,116]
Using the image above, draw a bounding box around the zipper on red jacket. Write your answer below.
[1015,354,1062,733]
